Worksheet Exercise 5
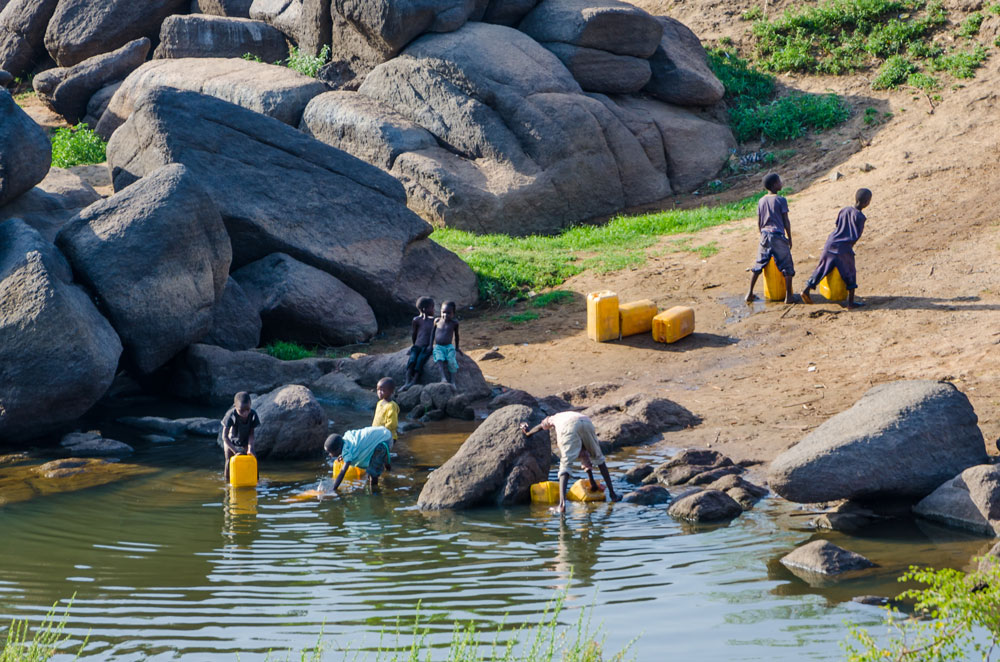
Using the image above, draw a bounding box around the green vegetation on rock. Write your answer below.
[50,124,106,168]
[263,340,317,361]
[285,45,330,78]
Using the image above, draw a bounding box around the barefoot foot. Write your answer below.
[801,290,813,304]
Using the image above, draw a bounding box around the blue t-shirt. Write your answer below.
[342,426,393,469]
[757,194,789,235]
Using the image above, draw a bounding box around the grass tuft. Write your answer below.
[50,124,106,168]
[529,291,574,308]
[871,54,917,89]
[285,45,330,78]
[263,341,318,361]
[508,311,540,324]
[2,601,85,662]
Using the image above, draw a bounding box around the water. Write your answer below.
[0,404,994,661]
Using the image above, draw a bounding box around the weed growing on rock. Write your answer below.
[285,45,330,78]
[241,52,263,63]
[50,124,106,168]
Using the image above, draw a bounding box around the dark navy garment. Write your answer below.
[757,194,789,234]
[223,409,260,448]
[806,206,867,290]
[751,232,795,276]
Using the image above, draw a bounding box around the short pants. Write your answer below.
[367,443,390,478]
[750,232,795,276]
[432,343,459,374]
[556,417,606,477]
[406,344,433,372]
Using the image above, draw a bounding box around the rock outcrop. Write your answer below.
[643,16,724,106]
[584,393,699,451]
[914,464,1000,536]
[154,14,290,62]
[667,488,742,522]
[768,381,987,503]
[0,0,59,78]
[1,90,50,206]
[0,167,101,241]
[60,432,134,457]
[199,277,263,352]
[218,384,328,458]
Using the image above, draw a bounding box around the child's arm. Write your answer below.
[782,211,792,248]
[411,318,419,345]
[387,404,398,439]
[519,422,547,436]
[332,460,351,491]
[453,322,461,354]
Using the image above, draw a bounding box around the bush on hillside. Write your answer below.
[50,124,106,168]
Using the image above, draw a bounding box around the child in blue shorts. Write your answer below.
[432,301,462,386]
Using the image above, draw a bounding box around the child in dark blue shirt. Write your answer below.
[802,188,872,309]
[746,173,795,304]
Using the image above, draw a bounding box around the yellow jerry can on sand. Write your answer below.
[228,454,257,488]
[586,291,619,342]
[618,299,658,338]
[762,257,786,302]
[818,266,848,301]
[530,480,561,504]
[652,306,695,344]
[333,459,366,481]
[568,479,606,502]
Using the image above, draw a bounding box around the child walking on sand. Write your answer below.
[401,297,435,391]
[222,391,259,482]
[520,411,621,514]
[372,377,399,440]
[747,173,795,304]
[802,188,872,309]
[432,301,462,385]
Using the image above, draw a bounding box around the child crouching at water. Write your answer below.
[222,391,259,482]
[325,426,393,490]
[801,188,872,309]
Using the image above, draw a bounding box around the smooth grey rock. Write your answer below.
[82,81,120,128]
[98,58,327,138]
[154,15,289,62]
[56,164,231,374]
[0,69,11,87]
[584,393,699,452]
[349,347,491,399]
[117,416,190,437]
[643,449,734,486]
[249,0,302,39]
[297,0,330,57]
[0,220,122,443]
[517,0,662,57]
[0,0,59,77]
[685,464,744,486]
[780,540,876,576]
[705,473,767,510]
[300,91,437,170]
[811,501,885,532]
[417,405,550,509]
[192,0,254,17]
[219,384,327,458]
[105,86,478,319]
[445,392,476,420]
[542,42,650,94]
[622,484,670,505]
[44,0,188,67]
[61,432,134,457]
[768,381,987,503]
[199,277,262,352]
[667,488,742,522]
[420,382,457,411]
[179,417,223,436]
[643,16,724,106]
[487,388,538,412]
[914,464,1000,536]
[0,167,101,241]
[233,252,377,346]
[0,89,50,206]
[310,370,378,409]
[624,464,653,484]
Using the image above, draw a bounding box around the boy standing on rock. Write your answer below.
[372,377,399,440]
[521,411,621,514]
[432,301,462,386]
[746,172,795,304]
[401,297,435,391]
[222,391,259,482]
[801,188,872,309]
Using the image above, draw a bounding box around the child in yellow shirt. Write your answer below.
[372,377,399,440]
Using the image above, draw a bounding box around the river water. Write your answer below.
[0,403,994,661]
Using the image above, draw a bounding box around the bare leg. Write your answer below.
[847,290,864,309]
[746,272,760,302]
[436,360,449,383]
[784,275,796,304]
[401,366,416,391]
[552,473,568,515]
[586,468,599,491]
[223,447,234,481]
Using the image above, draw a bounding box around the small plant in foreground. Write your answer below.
[871,55,917,89]
[931,45,989,78]
[285,45,330,78]
[50,124,106,168]
[508,311,540,324]
[2,600,85,662]
[907,71,941,92]
[956,11,985,38]
[263,341,317,361]
[530,290,574,308]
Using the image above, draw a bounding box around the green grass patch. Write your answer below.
[263,341,318,361]
[50,124,106,168]
[871,54,918,89]
[742,5,764,21]
[956,11,984,38]
[529,290,574,308]
[668,239,720,258]
[285,45,329,78]
[433,194,765,304]
[906,70,941,91]
[930,44,989,78]
[508,311,540,324]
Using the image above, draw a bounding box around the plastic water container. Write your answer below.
[333,459,366,481]
[228,486,257,515]
[530,481,560,504]
[818,266,848,301]
[618,299,657,338]
[762,257,786,301]
[652,306,695,344]
[228,454,257,487]
[567,479,605,502]
[587,291,619,342]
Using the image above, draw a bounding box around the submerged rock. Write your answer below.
[624,464,654,484]
[622,484,671,505]
[667,488,742,523]
[60,432,134,457]
[914,464,1000,536]
[780,540,876,576]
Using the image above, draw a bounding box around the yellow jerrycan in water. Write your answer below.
[818,266,848,301]
[762,257,786,301]
[530,481,560,504]
[586,291,619,342]
[652,306,695,344]
[618,299,658,338]
[229,454,257,488]
[333,459,366,481]
[567,479,606,502]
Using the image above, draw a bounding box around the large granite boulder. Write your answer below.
[0,167,101,241]
[914,465,1000,536]
[348,346,491,399]
[44,0,188,67]
[167,343,338,404]
[768,381,987,503]
[297,0,331,57]
[82,81,120,128]
[55,164,231,374]
[249,0,302,40]
[643,449,735,487]
[199,277,262,352]
[33,38,150,124]
[0,219,122,443]
[233,252,377,346]
[0,0,59,77]
[106,86,477,319]
[417,405,550,509]
[643,16,724,106]
[518,0,662,58]
[357,22,670,234]
[192,0,254,17]
[584,393,699,452]
[542,42,650,94]
[219,384,327,458]
[97,58,327,138]
[1,90,51,206]
[153,15,290,62]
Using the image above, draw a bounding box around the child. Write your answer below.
[802,188,872,309]
[746,173,795,304]
[432,301,462,385]
[325,426,393,490]
[222,391,260,481]
[401,297,435,391]
[372,377,399,440]
[520,411,621,514]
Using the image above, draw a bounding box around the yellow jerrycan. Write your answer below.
[228,454,257,488]
[586,291,619,342]
[761,257,786,301]
[567,479,606,502]
[333,459,366,481]
[818,266,848,301]
[618,300,658,338]
[530,481,561,504]
[652,306,695,344]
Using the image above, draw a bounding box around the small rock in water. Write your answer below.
[622,485,671,505]
[668,489,742,522]
[144,434,175,443]
[624,464,654,484]
[398,421,424,433]
[178,417,222,437]
[780,540,876,577]
[852,595,889,606]
[60,432,134,457]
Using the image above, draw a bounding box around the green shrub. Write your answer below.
[931,44,989,78]
[907,39,944,58]
[957,11,984,38]
[871,54,917,88]
[907,70,941,91]
[742,6,765,21]
[529,290,574,308]
[50,124,106,168]
[508,311,540,324]
[730,92,850,142]
[990,2,1000,15]
[263,341,317,361]
[241,52,263,62]
[284,45,329,78]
